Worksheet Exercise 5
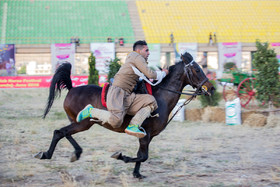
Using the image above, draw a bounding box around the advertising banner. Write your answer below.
[98,74,108,87]
[51,43,75,74]
[147,44,161,69]
[90,43,115,74]
[0,44,16,76]
[177,43,198,61]
[0,76,88,88]
[218,42,242,71]
[271,43,280,72]
[277,55,280,72]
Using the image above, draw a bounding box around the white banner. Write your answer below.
[51,43,75,74]
[218,42,242,71]
[90,43,115,74]
[147,44,161,69]
[177,43,198,61]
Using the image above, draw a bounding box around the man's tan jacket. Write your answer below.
[113,51,157,93]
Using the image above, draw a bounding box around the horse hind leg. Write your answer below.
[34,129,65,159]
[35,120,93,161]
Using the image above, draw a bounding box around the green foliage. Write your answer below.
[17,65,26,74]
[253,40,280,107]
[198,80,222,107]
[107,58,121,82]
[88,53,99,85]
[223,62,236,71]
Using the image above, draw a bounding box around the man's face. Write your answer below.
[137,45,150,61]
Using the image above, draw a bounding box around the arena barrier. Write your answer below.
[0,76,88,88]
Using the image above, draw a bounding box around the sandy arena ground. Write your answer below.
[0,88,280,187]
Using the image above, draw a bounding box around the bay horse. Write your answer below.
[35,52,215,179]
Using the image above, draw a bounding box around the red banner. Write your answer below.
[0,76,88,88]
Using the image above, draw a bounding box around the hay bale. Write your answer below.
[201,107,226,123]
[266,114,280,128]
[201,107,211,122]
[186,107,225,122]
[224,89,238,101]
[243,113,267,127]
[185,108,202,121]
[210,107,225,123]
[242,111,256,122]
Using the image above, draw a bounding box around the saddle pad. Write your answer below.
[145,82,152,95]
[101,82,110,108]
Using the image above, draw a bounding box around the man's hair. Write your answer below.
[133,40,147,51]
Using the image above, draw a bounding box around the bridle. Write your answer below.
[184,60,209,94]
[158,59,209,125]
[158,60,209,96]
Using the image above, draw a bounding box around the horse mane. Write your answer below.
[155,61,184,88]
[155,51,194,88]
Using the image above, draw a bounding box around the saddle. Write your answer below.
[101,81,152,108]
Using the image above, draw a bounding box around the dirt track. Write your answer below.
[0,88,280,187]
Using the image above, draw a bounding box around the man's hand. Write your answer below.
[162,69,169,75]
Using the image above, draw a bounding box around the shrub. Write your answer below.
[17,65,26,74]
[253,40,280,108]
[107,58,121,83]
[223,62,236,71]
[88,53,99,85]
[198,80,222,107]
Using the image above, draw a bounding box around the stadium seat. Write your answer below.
[1,0,135,44]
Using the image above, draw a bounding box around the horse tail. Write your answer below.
[43,62,73,118]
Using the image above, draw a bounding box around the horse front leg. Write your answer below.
[34,120,93,161]
[111,135,151,178]
[133,162,143,179]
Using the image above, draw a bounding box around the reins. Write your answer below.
[160,77,209,125]
[166,94,196,125]
[157,85,202,96]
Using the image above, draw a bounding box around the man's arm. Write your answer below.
[134,55,168,80]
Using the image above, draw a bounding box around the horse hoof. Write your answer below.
[70,152,78,162]
[34,152,43,159]
[133,173,146,179]
[111,152,121,159]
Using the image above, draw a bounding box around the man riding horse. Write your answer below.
[76,40,169,138]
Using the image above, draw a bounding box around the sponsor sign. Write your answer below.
[218,42,242,71]
[90,43,115,74]
[0,44,16,76]
[177,43,198,61]
[147,44,161,69]
[98,74,108,87]
[51,43,75,73]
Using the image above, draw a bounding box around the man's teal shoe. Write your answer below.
[125,124,147,138]
[76,104,94,122]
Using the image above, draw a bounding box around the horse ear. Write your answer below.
[181,54,185,61]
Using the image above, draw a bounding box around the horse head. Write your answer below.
[181,52,215,96]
